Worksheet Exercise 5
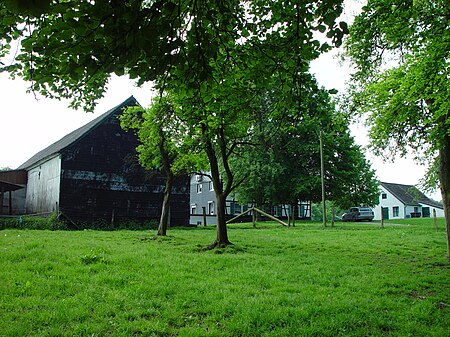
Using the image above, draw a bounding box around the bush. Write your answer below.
[74,218,159,231]
[0,215,159,231]
[0,213,68,230]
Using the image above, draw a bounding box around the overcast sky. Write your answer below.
[0,1,440,200]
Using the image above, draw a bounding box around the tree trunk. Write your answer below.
[213,192,231,247]
[331,206,335,228]
[157,174,173,236]
[255,198,263,221]
[203,136,232,248]
[438,135,450,259]
[291,203,296,227]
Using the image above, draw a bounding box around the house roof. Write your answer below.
[17,96,138,170]
[381,182,443,209]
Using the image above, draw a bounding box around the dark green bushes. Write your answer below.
[0,213,67,230]
[0,214,159,231]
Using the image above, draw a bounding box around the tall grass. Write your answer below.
[1,219,449,336]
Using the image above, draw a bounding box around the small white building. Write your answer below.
[374,182,444,220]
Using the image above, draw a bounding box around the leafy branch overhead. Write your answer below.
[1,0,355,246]
[1,0,348,111]
[344,0,450,257]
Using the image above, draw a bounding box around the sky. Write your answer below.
[0,1,440,201]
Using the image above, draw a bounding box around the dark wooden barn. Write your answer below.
[16,96,190,226]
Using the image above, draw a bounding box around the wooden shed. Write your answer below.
[17,96,190,226]
[0,169,27,215]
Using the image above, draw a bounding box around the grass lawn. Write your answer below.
[1,219,449,336]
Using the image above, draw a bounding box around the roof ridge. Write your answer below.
[17,96,138,170]
[381,181,442,209]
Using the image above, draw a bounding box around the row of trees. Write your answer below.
[230,87,379,212]
[120,81,379,242]
[1,0,352,247]
[1,0,449,255]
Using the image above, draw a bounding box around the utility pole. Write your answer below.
[320,130,326,229]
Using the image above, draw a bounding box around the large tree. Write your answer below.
[232,85,379,213]
[344,0,450,257]
[1,0,348,246]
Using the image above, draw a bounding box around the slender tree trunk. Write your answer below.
[438,135,450,259]
[292,203,296,227]
[214,192,231,246]
[157,174,173,236]
[255,197,263,221]
[203,135,231,247]
[156,127,174,236]
[331,206,335,228]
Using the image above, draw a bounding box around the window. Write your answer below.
[393,206,399,217]
[208,201,215,215]
[191,205,197,215]
[381,193,387,199]
[274,205,283,216]
[196,183,202,193]
[234,204,242,214]
[209,181,214,191]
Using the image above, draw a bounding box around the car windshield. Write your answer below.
[360,208,372,211]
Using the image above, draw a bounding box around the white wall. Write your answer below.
[374,186,444,220]
[25,156,61,214]
[419,203,445,218]
[374,186,403,220]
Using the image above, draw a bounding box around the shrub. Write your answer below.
[0,213,67,230]
[0,215,159,231]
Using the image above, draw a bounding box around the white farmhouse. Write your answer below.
[373,182,444,220]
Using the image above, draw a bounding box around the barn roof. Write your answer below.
[17,96,138,170]
[381,182,443,209]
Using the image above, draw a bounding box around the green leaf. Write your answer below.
[317,24,327,33]
[329,88,338,95]
[339,21,349,34]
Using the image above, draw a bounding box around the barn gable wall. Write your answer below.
[25,156,61,214]
[58,111,189,225]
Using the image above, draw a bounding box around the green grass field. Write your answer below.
[1,219,449,336]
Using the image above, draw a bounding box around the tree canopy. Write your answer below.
[232,85,379,211]
[344,0,450,256]
[1,0,348,111]
[1,0,352,246]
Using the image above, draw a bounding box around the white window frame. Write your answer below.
[393,206,399,217]
[208,201,215,215]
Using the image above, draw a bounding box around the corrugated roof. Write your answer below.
[381,182,443,209]
[17,96,138,170]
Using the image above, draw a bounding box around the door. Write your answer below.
[382,207,389,220]
[422,207,430,218]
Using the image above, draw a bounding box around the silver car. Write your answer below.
[342,207,374,222]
